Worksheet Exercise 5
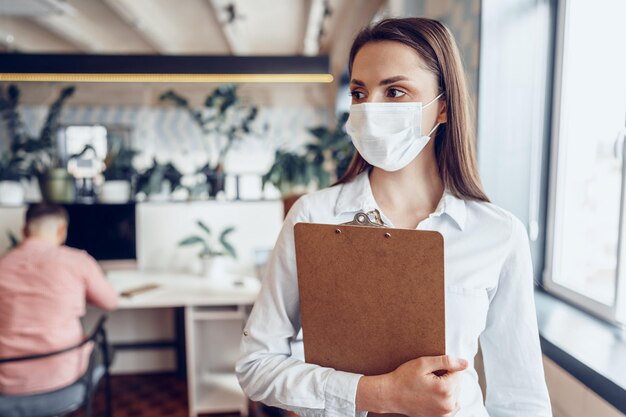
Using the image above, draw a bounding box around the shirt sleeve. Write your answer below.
[235,196,367,417]
[79,252,118,311]
[479,215,552,417]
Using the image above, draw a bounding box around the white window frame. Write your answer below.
[543,0,626,327]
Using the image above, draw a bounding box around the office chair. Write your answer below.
[0,315,113,417]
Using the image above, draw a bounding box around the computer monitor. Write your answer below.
[63,203,136,262]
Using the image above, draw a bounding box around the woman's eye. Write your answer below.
[349,90,365,100]
[387,88,406,98]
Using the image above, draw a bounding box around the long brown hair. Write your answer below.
[336,17,489,202]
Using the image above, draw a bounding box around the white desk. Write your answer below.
[108,269,260,417]
[109,270,261,309]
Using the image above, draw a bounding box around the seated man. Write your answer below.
[0,203,118,395]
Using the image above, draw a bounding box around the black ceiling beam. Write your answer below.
[0,53,330,74]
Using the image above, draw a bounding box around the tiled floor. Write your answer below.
[68,373,272,417]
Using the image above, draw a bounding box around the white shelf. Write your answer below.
[193,311,245,321]
[193,372,247,415]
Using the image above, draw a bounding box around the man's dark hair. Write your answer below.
[25,203,69,225]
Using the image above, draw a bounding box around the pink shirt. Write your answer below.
[0,238,118,395]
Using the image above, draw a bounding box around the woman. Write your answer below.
[236,17,552,417]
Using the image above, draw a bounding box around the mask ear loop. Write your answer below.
[423,92,444,109]
[423,92,445,137]
[426,122,441,137]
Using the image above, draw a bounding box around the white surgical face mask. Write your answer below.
[345,93,443,172]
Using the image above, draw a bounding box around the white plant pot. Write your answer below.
[199,256,231,284]
[0,181,25,206]
[100,180,132,203]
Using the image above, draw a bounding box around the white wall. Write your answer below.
[136,200,283,277]
[477,0,554,277]
[0,206,26,252]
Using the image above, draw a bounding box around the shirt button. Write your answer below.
[243,330,249,336]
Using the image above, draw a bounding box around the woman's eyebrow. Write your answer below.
[350,76,411,87]
[379,75,410,85]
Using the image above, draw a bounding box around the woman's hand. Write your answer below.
[356,355,468,417]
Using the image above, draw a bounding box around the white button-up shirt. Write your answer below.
[236,170,552,417]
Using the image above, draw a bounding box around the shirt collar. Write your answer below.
[21,237,57,247]
[334,170,466,231]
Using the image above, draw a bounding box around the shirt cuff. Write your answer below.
[324,370,368,417]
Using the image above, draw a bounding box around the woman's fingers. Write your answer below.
[416,354,468,375]
[386,355,466,416]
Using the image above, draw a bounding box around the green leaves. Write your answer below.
[179,236,205,246]
[103,137,139,181]
[261,150,311,194]
[0,153,29,181]
[197,220,211,236]
[39,86,75,161]
[135,159,183,196]
[305,111,354,183]
[160,90,189,108]
[178,235,210,256]
[178,221,237,259]
[159,84,260,171]
[0,84,75,177]
[262,111,354,195]
[205,84,239,114]
[219,226,237,259]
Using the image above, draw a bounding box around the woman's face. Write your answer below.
[349,40,446,128]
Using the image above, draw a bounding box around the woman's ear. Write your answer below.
[437,97,448,124]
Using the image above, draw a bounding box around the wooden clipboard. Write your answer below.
[294,211,445,417]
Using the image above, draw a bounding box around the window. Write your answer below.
[61,125,108,161]
[544,0,626,325]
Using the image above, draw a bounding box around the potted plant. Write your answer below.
[305,112,353,184]
[262,150,315,214]
[160,84,260,197]
[262,112,353,214]
[178,220,237,281]
[0,84,76,203]
[100,139,139,203]
[135,159,183,201]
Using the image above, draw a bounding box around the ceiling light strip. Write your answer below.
[0,73,334,83]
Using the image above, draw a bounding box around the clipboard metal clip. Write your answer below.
[341,209,387,228]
